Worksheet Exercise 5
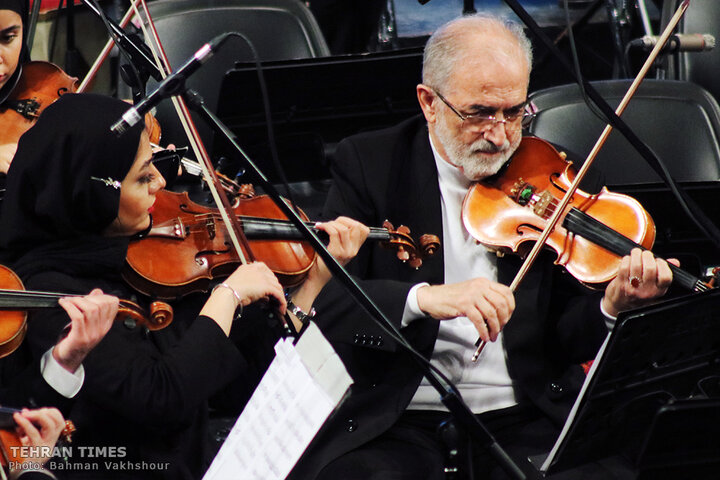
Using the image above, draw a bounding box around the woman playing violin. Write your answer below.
[0,92,368,479]
[0,0,27,173]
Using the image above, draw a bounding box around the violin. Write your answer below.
[463,137,711,292]
[0,60,161,150]
[124,188,441,300]
[0,61,78,147]
[0,265,173,359]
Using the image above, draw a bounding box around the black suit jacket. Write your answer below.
[290,115,609,479]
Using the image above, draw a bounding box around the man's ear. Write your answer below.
[417,84,437,124]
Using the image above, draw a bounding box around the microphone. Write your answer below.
[632,33,716,53]
[111,32,232,136]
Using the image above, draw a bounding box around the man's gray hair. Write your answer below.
[422,13,533,89]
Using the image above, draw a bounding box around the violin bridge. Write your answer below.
[532,191,554,218]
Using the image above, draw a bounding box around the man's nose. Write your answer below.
[482,117,509,147]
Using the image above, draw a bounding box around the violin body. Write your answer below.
[0,267,27,359]
[124,190,316,299]
[0,427,25,470]
[463,137,655,286]
[0,61,78,147]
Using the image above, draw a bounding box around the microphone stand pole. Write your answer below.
[180,87,530,480]
[27,0,43,54]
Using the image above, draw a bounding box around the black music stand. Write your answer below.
[214,48,423,183]
[532,288,720,476]
[635,398,720,479]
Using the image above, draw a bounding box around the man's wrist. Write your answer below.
[51,344,84,374]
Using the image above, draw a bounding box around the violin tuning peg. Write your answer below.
[559,151,567,160]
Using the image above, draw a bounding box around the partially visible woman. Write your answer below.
[0,92,368,479]
[0,0,29,173]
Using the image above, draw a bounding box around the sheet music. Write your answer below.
[203,322,353,480]
[539,332,611,472]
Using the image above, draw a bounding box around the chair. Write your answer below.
[527,79,720,186]
[659,0,720,102]
[137,0,330,149]
[526,79,720,269]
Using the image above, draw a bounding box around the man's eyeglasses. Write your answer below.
[433,90,535,129]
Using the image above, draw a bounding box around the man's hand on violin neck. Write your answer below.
[416,279,515,342]
[54,289,118,373]
[602,248,676,318]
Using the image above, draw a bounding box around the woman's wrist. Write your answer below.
[211,282,244,316]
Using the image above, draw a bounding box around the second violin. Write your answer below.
[124,188,441,300]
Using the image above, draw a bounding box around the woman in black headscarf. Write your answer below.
[0,92,368,479]
[0,92,285,479]
[0,0,30,173]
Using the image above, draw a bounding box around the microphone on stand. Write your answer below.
[111,32,232,136]
[630,33,716,53]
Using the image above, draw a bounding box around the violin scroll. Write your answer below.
[116,300,174,331]
[381,221,440,269]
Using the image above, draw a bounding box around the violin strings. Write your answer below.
[0,289,65,299]
[179,213,388,235]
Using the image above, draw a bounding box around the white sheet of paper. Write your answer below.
[203,322,353,480]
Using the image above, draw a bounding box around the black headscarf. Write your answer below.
[0,0,30,105]
[0,93,145,279]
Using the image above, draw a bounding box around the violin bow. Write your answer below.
[472,0,691,361]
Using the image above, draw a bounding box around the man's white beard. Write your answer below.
[435,119,521,181]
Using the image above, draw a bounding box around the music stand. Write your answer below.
[534,288,720,476]
[214,48,423,183]
[635,398,720,479]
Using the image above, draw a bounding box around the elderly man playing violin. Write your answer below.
[289,13,675,480]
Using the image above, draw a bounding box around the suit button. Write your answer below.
[346,419,358,432]
[377,336,384,347]
[549,382,563,394]
[354,334,360,344]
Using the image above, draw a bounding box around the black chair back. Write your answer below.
[527,79,720,186]
[137,0,329,149]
